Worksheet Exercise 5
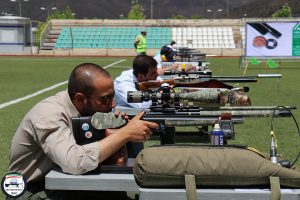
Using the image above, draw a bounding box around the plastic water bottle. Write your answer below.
[211,123,224,145]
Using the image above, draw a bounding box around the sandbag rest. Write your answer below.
[133,144,300,189]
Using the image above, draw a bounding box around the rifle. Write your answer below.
[164,70,281,78]
[118,105,295,145]
[136,73,282,91]
[175,47,206,62]
[125,85,296,144]
[161,62,212,74]
[128,87,251,107]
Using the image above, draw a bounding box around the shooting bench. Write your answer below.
[45,168,300,200]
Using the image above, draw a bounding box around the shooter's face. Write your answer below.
[82,77,115,116]
[137,67,158,82]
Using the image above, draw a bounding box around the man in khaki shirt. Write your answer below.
[8,63,158,200]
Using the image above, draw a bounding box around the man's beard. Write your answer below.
[81,99,95,116]
[81,99,112,116]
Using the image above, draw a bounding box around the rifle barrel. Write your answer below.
[217,106,296,110]
[196,110,291,117]
[212,77,257,82]
[144,109,293,118]
[142,115,244,126]
[257,74,281,78]
[164,72,282,80]
[141,107,294,127]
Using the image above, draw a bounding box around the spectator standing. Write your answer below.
[134,30,147,55]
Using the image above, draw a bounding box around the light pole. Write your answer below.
[10,0,29,17]
[150,0,153,19]
[206,9,222,19]
[226,0,229,18]
[40,5,57,17]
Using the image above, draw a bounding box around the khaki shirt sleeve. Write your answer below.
[32,108,100,175]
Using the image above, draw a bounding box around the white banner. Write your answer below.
[245,22,300,57]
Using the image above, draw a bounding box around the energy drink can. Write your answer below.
[210,123,224,145]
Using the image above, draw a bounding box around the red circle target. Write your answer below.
[252,36,267,47]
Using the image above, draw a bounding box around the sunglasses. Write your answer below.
[87,91,115,104]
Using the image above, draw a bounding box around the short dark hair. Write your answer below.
[160,45,172,56]
[132,55,157,77]
[68,63,111,100]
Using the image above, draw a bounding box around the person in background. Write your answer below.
[114,55,160,161]
[114,55,161,109]
[153,45,178,75]
[8,63,158,200]
[134,30,147,55]
[167,40,178,52]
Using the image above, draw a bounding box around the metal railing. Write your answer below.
[39,20,52,49]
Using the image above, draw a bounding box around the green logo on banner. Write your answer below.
[292,23,300,56]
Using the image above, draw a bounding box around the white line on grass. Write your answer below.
[103,59,126,69]
[0,59,126,110]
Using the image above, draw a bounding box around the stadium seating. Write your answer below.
[55,27,172,49]
[54,26,235,49]
[172,27,235,49]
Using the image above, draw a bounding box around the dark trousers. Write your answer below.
[126,142,144,158]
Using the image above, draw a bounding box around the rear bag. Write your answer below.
[133,145,300,188]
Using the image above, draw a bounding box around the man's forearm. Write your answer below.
[98,129,129,163]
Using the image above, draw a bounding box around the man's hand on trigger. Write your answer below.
[123,111,159,142]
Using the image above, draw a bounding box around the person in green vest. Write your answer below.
[134,30,147,55]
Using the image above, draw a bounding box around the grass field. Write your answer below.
[0,56,300,198]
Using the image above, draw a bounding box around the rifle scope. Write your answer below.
[127,88,235,105]
[127,90,180,103]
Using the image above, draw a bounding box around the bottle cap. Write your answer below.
[214,123,220,129]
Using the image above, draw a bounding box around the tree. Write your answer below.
[272,3,292,18]
[171,14,186,19]
[191,15,201,19]
[46,6,75,21]
[37,6,75,46]
[127,0,145,19]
